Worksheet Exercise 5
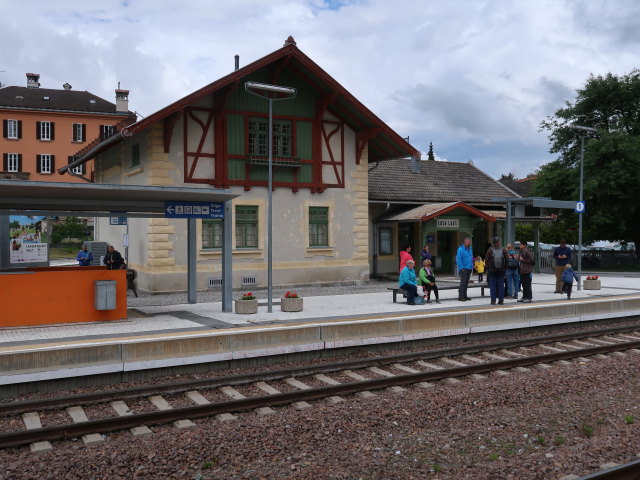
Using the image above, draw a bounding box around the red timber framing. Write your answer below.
[73,39,418,187]
[183,107,214,184]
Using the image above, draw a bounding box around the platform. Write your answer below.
[2,274,640,388]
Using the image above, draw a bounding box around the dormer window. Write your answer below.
[43,96,50,101]
[89,99,96,104]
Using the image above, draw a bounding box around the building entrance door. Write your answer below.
[437,231,455,274]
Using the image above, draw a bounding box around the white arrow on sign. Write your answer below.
[166,205,175,215]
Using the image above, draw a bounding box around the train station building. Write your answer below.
[368,157,518,276]
[61,37,418,292]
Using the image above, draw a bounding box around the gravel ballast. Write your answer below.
[1,352,639,479]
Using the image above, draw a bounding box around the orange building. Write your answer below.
[0,73,135,182]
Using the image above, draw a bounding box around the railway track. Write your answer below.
[574,458,640,479]
[2,323,640,451]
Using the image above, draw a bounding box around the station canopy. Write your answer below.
[0,180,237,217]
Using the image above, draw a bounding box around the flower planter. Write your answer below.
[235,299,258,314]
[281,297,303,312]
[583,279,601,290]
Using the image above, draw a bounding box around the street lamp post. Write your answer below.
[245,82,297,312]
[567,124,597,291]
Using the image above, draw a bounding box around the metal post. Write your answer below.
[534,224,540,274]
[222,200,233,312]
[187,218,197,303]
[125,220,129,266]
[506,200,512,245]
[577,136,584,291]
[267,98,273,313]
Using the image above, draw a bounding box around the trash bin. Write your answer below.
[95,280,117,310]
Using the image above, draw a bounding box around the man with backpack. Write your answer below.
[485,236,509,305]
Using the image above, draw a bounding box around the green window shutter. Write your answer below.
[235,205,258,248]
[202,219,223,249]
[227,114,245,156]
[296,121,312,160]
[309,206,329,247]
[131,143,140,167]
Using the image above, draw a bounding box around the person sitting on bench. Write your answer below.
[399,259,421,305]
[419,259,440,304]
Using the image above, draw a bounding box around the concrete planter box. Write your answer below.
[281,297,303,312]
[583,279,601,290]
[235,299,258,314]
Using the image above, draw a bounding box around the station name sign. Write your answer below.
[436,218,459,228]
[165,201,224,219]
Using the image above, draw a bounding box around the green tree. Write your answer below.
[535,69,640,247]
[427,142,436,161]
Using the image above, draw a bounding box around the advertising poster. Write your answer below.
[9,215,48,264]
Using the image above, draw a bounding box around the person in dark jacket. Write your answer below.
[517,240,534,303]
[553,239,572,293]
[485,237,509,305]
[104,245,124,270]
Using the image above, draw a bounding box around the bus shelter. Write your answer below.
[0,180,238,327]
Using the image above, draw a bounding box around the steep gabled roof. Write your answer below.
[369,158,519,204]
[0,86,129,116]
[62,37,417,172]
[376,201,497,222]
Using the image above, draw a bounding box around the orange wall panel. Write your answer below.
[0,268,127,327]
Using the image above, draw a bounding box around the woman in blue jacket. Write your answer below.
[399,260,419,305]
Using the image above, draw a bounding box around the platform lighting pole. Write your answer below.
[567,124,597,291]
[245,82,297,312]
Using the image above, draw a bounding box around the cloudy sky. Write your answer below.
[1,0,637,178]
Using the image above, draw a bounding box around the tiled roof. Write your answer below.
[368,158,518,204]
[0,86,128,115]
[499,177,533,197]
[377,202,497,222]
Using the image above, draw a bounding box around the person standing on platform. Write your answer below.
[104,245,124,270]
[553,239,572,293]
[456,236,473,301]
[474,255,485,283]
[485,237,508,305]
[420,244,432,264]
[399,260,420,305]
[399,245,413,272]
[76,244,93,266]
[505,243,521,300]
[561,264,580,299]
[517,240,534,303]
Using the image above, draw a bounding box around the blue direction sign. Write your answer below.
[109,216,127,225]
[575,201,586,213]
[165,201,224,219]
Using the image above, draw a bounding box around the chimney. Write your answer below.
[63,83,72,91]
[410,156,421,174]
[26,73,40,88]
[115,83,129,112]
[234,54,239,71]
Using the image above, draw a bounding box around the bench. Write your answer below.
[389,283,488,303]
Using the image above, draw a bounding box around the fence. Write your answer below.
[538,248,639,271]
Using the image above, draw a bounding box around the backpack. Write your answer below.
[507,256,519,269]
[561,268,574,284]
[492,247,504,269]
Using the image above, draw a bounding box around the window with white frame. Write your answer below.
[72,123,85,142]
[39,121,52,140]
[39,154,53,174]
[202,219,223,249]
[100,124,115,140]
[71,162,83,175]
[6,153,19,172]
[7,120,19,139]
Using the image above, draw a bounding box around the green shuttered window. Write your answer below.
[309,207,329,247]
[202,219,222,249]
[236,206,258,248]
[248,118,292,157]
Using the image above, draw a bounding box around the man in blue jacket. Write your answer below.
[456,236,473,301]
[553,239,572,293]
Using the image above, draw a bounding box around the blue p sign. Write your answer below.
[575,201,586,213]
